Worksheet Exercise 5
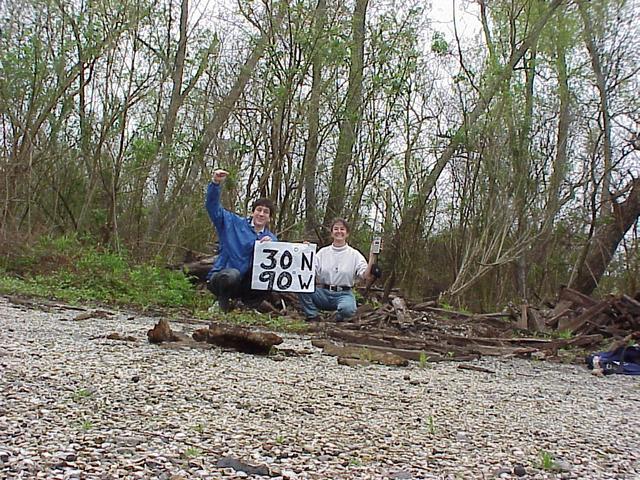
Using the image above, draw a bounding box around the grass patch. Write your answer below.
[358,348,373,362]
[183,447,203,458]
[195,308,307,333]
[427,414,437,435]
[439,301,471,314]
[72,388,93,402]
[418,352,430,368]
[192,423,205,434]
[79,420,94,431]
[552,329,573,340]
[538,450,555,470]
[0,234,209,311]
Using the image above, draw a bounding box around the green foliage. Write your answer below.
[418,352,430,368]
[538,450,555,470]
[183,447,203,458]
[195,308,307,333]
[439,302,470,315]
[79,420,94,431]
[72,388,93,402]
[0,235,207,311]
[358,348,373,362]
[430,32,449,56]
[555,329,573,340]
[192,423,205,434]
[426,415,437,435]
[129,137,159,166]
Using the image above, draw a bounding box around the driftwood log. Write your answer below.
[147,319,189,343]
[193,322,283,354]
[179,255,216,283]
[311,339,409,367]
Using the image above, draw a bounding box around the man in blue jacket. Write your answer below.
[205,169,278,312]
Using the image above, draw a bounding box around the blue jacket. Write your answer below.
[205,182,277,279]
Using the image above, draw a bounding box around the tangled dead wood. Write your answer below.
[308,287,639,364]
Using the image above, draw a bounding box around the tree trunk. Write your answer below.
[544,37,570,224]
[577,0,613,214]
[302,0,326,241]
[572,178,640,295]
[322,0,369,230]
[146,0,189,240]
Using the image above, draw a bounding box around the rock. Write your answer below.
[338,357,369,367]
[1,297,639,480]
[388,470,413,479]
[115,436,144,447]
[513,465,527,477]
[553,459,572,472]
[494,467,511,477]
[216,456,270,476]
[106,332,137,342]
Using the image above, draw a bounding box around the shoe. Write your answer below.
[218,296,232,313]
[326,312,339,322]
[307,316,322,322]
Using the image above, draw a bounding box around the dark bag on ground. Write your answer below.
[585,345,640,375]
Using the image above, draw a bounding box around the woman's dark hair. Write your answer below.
[252,198,275,216]
[330,218,350,233]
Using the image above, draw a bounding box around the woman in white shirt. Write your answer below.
[299,218,375,321]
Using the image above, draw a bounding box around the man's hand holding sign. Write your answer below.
[252,242,317,292]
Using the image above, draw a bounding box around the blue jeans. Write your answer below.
[298,288,357,321]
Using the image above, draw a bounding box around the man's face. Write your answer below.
[252,205,271,229]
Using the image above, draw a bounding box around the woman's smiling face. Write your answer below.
[331,221,349,244]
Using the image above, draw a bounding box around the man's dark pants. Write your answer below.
[207,268,268,311]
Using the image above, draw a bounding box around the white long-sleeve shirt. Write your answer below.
[314,244,368,287]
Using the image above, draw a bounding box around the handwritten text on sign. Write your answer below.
[252,242,317,292]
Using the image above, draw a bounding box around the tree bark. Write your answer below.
[322,0,369,230]
[572,178,640,295]
[577,0,613,214]
[302,0,326,241]
[147,0,189,240]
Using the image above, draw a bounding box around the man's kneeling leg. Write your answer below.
[207,268,242,312]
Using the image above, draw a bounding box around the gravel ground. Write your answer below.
[1,296,639,480]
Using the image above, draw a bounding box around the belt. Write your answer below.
[319,284,352,292]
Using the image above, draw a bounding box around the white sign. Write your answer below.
[251,242,317,292]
